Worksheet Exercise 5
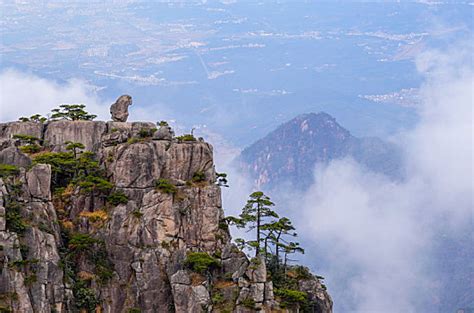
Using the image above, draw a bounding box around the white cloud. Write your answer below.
[0,68,170,124]
[298,43,473,312]
[0,68,111,122]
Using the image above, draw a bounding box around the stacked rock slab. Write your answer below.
[0,119,332,313]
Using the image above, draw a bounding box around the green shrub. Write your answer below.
[73,281,99,312]
[107,191,128,205]
[127,137,142,144]
[94,261,114,284]
[19,144,41,154]
[24,274,37,286]
[68,233,99,251]
[176,134,196,142]
[138,128,156,138]
[240,298,256,309]
[5,204,28,234]
[12,134,39,142]
[66,233,114,284]
[293,265,314,280]
[12,134,42,144]
[9,258,39,269]
[77,176,113,194]
[274,288,308,308]
[192,171,206,183]
[218,220,229,232]
[184,252,220,274]
[0,164,19,177]
[132,210,143,218]
[34,148,113,195]
[33,152,76,188]
[155,178,177,194]
[158,121,169,127]
[212,292,224,305]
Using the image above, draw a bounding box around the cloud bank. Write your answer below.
[0,69,169,123]
[0,69,112,122]
[298,43,473,312]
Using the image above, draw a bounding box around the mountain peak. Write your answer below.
[295,111,335,121]
[240,112,401,191]
[288,112,348,136]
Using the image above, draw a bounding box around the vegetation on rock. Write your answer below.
[138,127,157,138]
[107,191,129,205]
[0,164,19,178]
[176,134,196,142]
[155,178,177,194]
[33,142,113,204]
[18,114,47,123]
[12,134,43,154]
[73,280,100,312]
[225,191,321,311]
[274,288,308,308]
[226,191,279,257]
[184,252,220,274]
[216,172,229,187]
[51,104,97,121]
[3,180,28,234]
[191,171,206,183]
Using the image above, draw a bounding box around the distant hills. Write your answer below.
[239,112,402,191]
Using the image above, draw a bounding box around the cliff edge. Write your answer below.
[0,118,332,313]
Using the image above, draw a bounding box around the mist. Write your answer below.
[0,69,169,123]
[216,43,472,312]
[295,44,473,312]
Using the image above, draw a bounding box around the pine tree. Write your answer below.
[51,104,97,121]
[261,217,297,265]
[228,191,279,256]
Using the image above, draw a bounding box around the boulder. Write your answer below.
[110,95,132,122]
[170,270,211,313]
[25,164,51,201]
[245,256,267,283]
[153,126,174,140]
[0,141,31,167]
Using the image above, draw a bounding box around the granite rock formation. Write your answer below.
[0,118,332,313]
[110,95,132,122]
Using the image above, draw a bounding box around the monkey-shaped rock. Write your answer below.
[110,95,132,122]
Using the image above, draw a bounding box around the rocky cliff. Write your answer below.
[0,119,332,313]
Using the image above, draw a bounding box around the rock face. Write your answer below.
[110,94,132,122]
[0,119,332,313]
[45,120,107,152]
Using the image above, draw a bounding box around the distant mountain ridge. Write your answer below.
[239,112,401,191]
